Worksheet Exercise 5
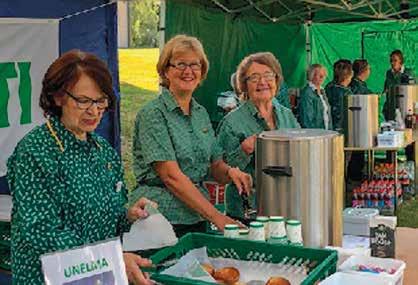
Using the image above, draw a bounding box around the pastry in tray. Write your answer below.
[213,266,240,285]
[265,276,291,285]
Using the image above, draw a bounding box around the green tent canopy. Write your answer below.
[162,0,418,121]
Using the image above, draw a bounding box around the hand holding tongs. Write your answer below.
[242,192,257,219]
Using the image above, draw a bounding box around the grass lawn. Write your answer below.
[119,48,159,191]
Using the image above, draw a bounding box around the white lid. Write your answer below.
[343,208,379,219]
[370,215,397,228]
[0,195,12,222]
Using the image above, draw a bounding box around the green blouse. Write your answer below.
[216,100,300,218]
[7,116,130,285]
[298,84,333,130]
[129,88,223,225]
[325,81,353,133]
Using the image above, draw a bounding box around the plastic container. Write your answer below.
[223,224,239,238]
[320,272,391,285]
[269,216,286,239]
[249,221,265,241]
[343,208,379,236]
[286,219,303,245]
[150,233,338,285]
[256,216,269,239]
[338,255,406,285]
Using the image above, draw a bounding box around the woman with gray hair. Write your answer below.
[298,64,332,129]
[216,52,299,221]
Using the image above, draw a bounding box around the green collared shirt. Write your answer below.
[216,100,300,218]
[130,88,222,225]
[298,84,333,130]
[7,116,130,285]
[350,78,372,95]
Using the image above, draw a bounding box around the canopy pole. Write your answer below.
[158,0,166,93]
[305,21,312,70]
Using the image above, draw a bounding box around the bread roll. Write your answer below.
[265,276,291,285]
[213,267,240,285]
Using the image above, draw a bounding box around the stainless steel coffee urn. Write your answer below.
[385,84,418,120]
[394,84,418,119]
[345,94,379,148]
[255,129,344,247]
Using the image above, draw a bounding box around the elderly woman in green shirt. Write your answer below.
[129,35,252,237]
[216,52,300,221]
[7,50,153,285]
[298,64,332,129]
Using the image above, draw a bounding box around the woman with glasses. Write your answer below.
[129,35,252,237]
[7,50,154,285]
[298,64,332,129]
[216,52,300,222]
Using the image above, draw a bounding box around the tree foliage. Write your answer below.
[129,0,160,47]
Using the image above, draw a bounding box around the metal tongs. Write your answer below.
[242,192,257,219]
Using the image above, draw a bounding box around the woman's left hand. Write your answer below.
[228,167,252,195]
[127,197,158,223]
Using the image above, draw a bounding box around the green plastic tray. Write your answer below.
[150,233,337,285]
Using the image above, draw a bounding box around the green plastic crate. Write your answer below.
[150,233,338,285]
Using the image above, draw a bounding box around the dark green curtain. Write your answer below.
[165,0,306,121]
[311,19,418,92]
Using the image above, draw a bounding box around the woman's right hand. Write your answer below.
[241,135,256,155]
[213,213,245,231]
[123,253,153,285]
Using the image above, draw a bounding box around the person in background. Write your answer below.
[298,64,332,129]
[7,50,154,285]
[325,59,353,133]
[129,35,252,237]
[383,49,415,120]
[216,52,300,221]
[350,59,372,94]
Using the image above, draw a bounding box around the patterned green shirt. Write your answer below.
[349,78,372,95]
[129,88,223,225]
[216,100,300,218]
[7,116,130,285]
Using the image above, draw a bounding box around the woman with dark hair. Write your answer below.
[383,49,415,120]
[7,50,154,285]
[350,59,372,94]
[325,59,353,133]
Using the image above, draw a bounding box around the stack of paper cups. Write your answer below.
[286,219,303,246]
[224,224,239,238]
[269,216,287,244]
[249,221,265,241]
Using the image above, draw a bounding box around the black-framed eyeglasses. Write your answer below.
[245,72,277,83]
[64,90,109,110]
[168,61,202,71]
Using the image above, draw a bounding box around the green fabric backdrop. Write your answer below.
[165,0,418,121]
[311,19,418,93]
[165,0,306,121]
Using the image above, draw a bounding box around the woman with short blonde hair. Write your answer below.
[130,35,252,236]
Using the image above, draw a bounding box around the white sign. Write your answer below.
[41,238,128,285]
[0,18,59,176]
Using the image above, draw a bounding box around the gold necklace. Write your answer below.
[46,119,65,153]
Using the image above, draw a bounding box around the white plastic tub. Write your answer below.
[320,272,391,285]
[338,255,406,285]
[343,207,379,236]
